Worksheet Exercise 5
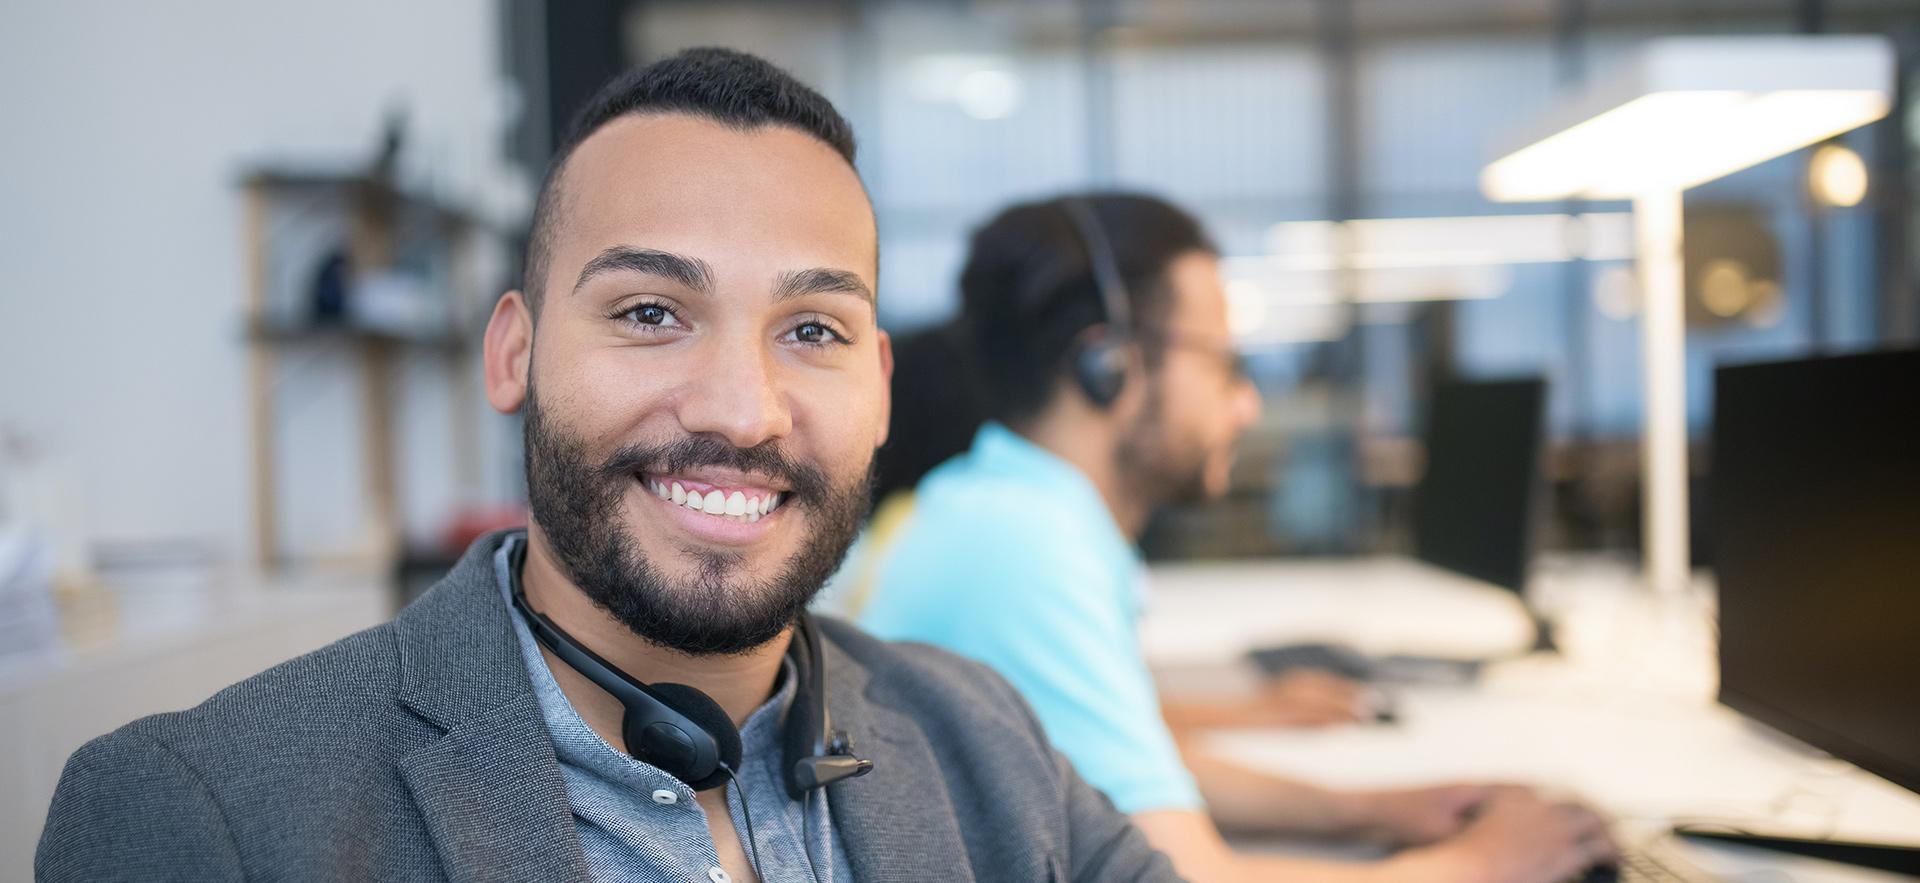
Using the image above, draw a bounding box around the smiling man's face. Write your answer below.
[486,113,890,655]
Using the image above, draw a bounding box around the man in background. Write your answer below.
[858,193,1615,883]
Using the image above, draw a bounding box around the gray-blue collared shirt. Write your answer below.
[495,537,849,882]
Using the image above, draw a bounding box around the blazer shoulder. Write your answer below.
[819,615,991,684]
[39,727,246,881]
[816,616,1050,743]
[114,619,413,765]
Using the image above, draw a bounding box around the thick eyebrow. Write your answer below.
[572,247,714,294]
[772,267,875,309]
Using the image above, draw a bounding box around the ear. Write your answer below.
[873,328,895,448]
[483,291,534,414]
[1107,339,1152,420]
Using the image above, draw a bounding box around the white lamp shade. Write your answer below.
[1483,36,1894,201]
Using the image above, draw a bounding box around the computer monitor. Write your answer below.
[1712,349,1920,799]
[1412,376,1547,594]
[1250,376,1551,681]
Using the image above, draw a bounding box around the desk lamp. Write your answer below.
[1480,35,1894,595]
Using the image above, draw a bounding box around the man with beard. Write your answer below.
[36,51,1178,883]
[857,194,1617,883]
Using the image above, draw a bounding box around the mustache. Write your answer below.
[598,435,833,505]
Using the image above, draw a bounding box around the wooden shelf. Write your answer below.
[240,162,500,573]
[239,168,485,230]
[243,317,468,352]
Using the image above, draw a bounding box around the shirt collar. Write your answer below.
[492,535,797,789]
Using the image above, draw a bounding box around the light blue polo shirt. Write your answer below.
[856,422,1204,814]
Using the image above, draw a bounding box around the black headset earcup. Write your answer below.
[634,682,742,791]
[1075,341,1127,408]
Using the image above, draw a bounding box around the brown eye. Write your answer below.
[610,302,685,333]
[783,318,849,347]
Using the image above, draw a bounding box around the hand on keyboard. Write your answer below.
[1577,839,1721,883]
[1395,787,1618,883]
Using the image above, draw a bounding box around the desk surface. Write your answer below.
[1142,555,1920,880]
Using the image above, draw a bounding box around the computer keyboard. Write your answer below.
[1579,843,1721,883]
[1246,642,1375,681]
[1246,641,1486,687]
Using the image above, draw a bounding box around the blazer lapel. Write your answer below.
[822,633,976,883]
[399,699,589,883]
[393,531,593,883]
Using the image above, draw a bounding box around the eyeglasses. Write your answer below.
[1141,329,1251,381]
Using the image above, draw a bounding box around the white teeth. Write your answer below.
[657,480,783,524]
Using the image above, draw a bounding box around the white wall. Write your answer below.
[0,0,522,565]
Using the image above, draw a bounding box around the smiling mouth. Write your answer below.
[640,475,787,524]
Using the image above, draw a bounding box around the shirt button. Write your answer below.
[707,867,731,883]
[650,789,678,805]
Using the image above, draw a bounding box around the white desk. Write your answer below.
[0,571,389,882]
[1143,556,1920,881]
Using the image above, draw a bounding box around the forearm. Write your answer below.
[1161,694,1261,731]
[1133,808,1483,883]
[1235,852,1442,883]
[1180,744,1372,837]
[1160,669,1371,733]
[1239,848,1489,883]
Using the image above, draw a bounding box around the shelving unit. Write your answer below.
[240,167,502,572]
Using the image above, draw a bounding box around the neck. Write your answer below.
[517,526,788,750]
[1015,405,1151,540]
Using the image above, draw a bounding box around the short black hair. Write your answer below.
[521,47,859,312]
[957,193,1216,426]
[873,321,989,503]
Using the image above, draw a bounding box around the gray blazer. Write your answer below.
[36,531,1180,882]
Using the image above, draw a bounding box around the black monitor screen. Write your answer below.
[1712,349,1920,796]
[1412,377,1546,593]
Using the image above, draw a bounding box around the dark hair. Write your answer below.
[956,193,1215,426]
[872,321,989,503]
[521,47,858,312]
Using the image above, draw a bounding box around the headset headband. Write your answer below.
[1061,197,1133,338]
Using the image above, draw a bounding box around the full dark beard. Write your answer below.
[522,382,873,656]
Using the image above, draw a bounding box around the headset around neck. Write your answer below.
[505,537,872,798]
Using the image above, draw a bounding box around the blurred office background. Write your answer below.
[8,0,1919,579]
[3,0,1919,876]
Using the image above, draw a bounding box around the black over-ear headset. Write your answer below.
[1061,197,1136,408]
[505,539,873,798]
